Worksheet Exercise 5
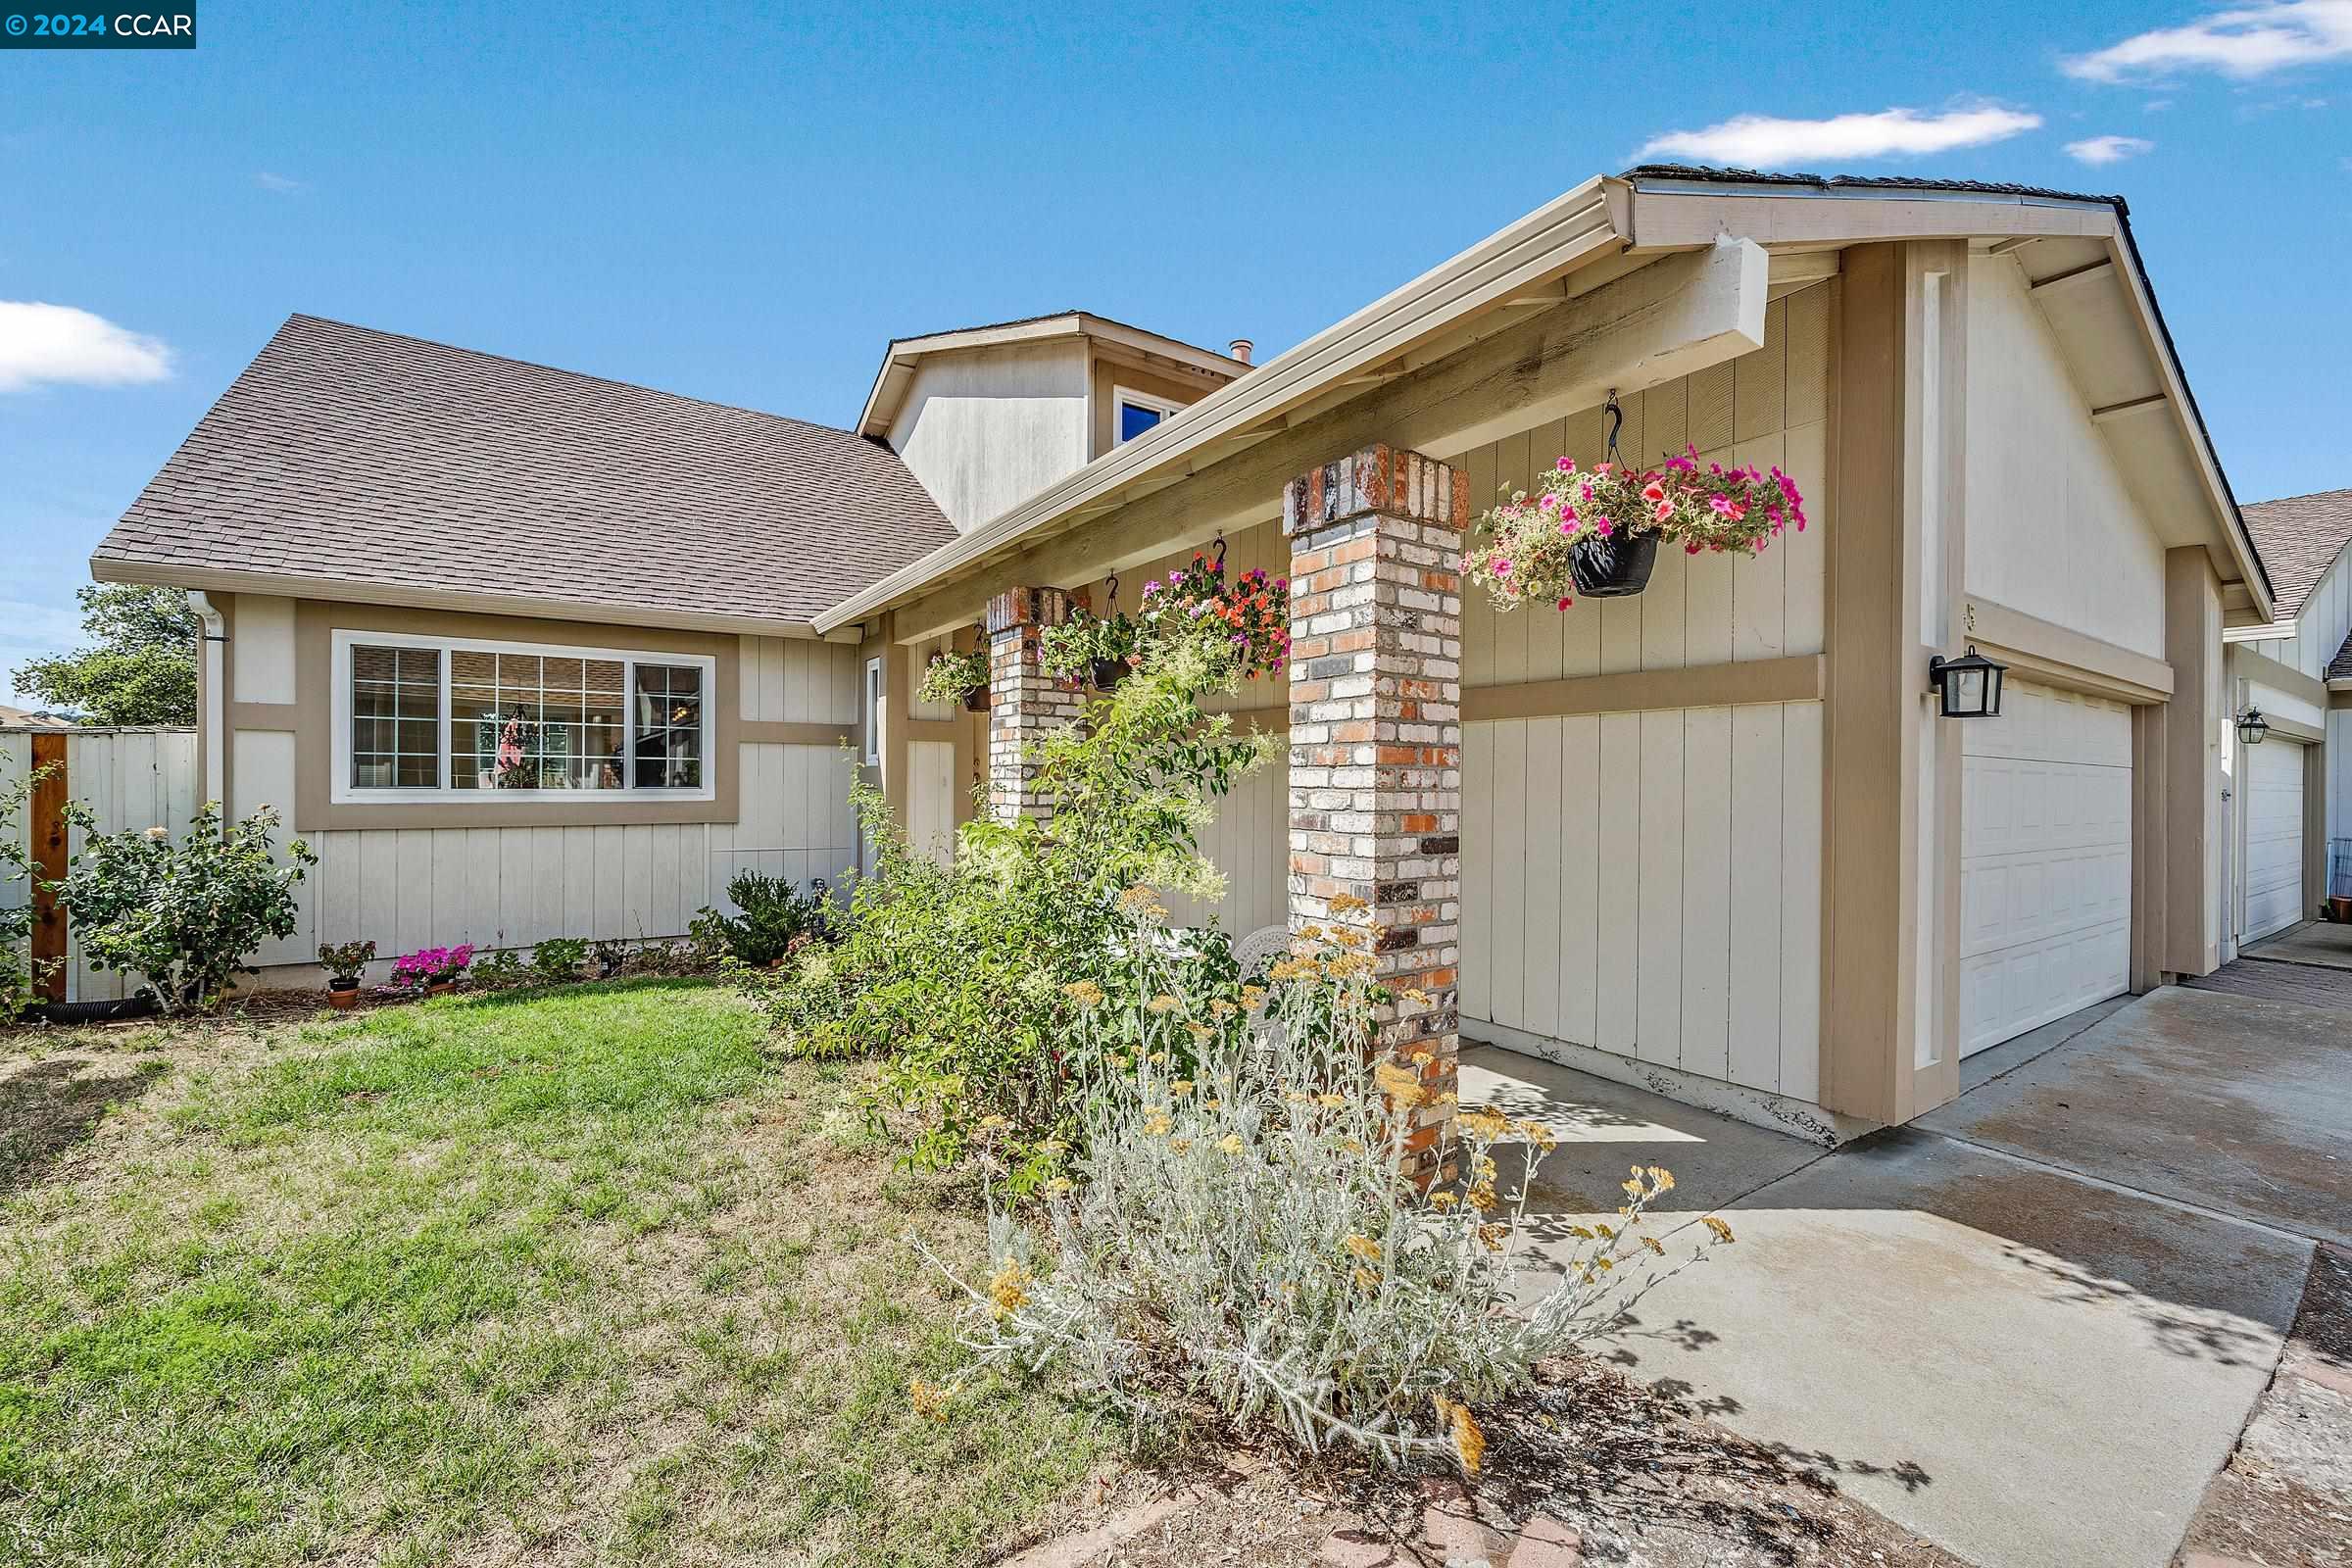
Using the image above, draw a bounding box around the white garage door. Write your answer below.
[2242,738,2306,943]
[1960,681,2133,1055]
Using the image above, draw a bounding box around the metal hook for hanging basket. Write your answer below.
[1211,533,1228,572]
[1603,388,1625,466]
[1104,573,1119,611]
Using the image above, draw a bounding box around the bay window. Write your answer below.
[335,632,713,801]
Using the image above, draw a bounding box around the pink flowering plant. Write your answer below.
[1134,551,1290,681]
[1469,447,1808,612]
[390,943,473,992]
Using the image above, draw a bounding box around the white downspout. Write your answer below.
[187,591,226,808]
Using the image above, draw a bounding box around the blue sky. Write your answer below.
[5,0,2349,700]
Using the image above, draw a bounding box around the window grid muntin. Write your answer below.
[350,644,443,789]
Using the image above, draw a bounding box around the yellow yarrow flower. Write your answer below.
[1060,979,1105,1006]
[1146,995,1181,1015]
[907,1378,954,1423]
[1702,1215,1736,1244]
[1432,1394,1486,1476]
[1344,1232,1382,1262]
[1329,892,1370,915]
[988,1259,1032,1320]
[1373,1058,1426,1107]
[1216,1134,1244,1155]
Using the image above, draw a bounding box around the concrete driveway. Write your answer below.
[1469,980,2352,1568]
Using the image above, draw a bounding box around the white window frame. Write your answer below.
[1111,385,1184,445]
[330,628,718,805]
[862,656,884,765]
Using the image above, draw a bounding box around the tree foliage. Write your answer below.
[12,584,199,727]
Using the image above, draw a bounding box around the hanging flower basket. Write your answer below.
[916,648,992,710]
[1041,609,1142,691]
[1470,445,1807,614]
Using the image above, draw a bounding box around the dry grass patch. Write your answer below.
[0,981,1109,1567]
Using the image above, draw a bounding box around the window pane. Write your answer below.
[632,663,705,789]
[350,643,440,790]
[1119,401,1163,443]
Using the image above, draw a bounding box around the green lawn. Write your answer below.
[0,981,1107,1566]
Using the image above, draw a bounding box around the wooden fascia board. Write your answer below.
[2230,643,2330,710]
[886,237,1768,643]
[1961,594,2176,704]
[813,177,1624,634]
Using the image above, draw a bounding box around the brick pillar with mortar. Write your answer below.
[985,586,1082,821]
[1282,444,1465,1179]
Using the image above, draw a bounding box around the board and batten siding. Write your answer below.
[227,606,860,975]
[2242,550,2352,682]
[2,727,201,1003]
[1456,283,1830,1104]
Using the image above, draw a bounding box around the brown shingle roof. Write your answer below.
[2241,487,2352,622]
[2330,630,2352,682]
[92,315,956,628]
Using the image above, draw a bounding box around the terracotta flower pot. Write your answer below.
[326,982,360,1010]
[426,980,455,998]
[2329,895,2352,923]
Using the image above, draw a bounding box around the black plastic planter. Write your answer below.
[1570,529,1659,597]
[961,686,990,713]
[1090,659,1126,692]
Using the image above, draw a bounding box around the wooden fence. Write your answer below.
[1,726,200,1003]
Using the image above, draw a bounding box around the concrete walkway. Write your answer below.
[1469,981,2352,1568]
[2244,917,2352,972]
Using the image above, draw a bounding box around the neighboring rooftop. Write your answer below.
[2242,487,2352,622]
[91,315,957,632]
[0,704,74,728]
[2331,629,2352,683]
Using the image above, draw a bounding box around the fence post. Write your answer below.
[30,731,67,1003]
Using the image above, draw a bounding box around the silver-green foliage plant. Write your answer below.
[60,802,316,1013]
[924,908,1736,1474]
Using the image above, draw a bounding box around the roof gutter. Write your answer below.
[815,176,1626,635]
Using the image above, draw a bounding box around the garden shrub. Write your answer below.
[927,909,1735,1472]
[689,870,829,968]
[59,803,315,1013]
[742,638,1275,1180]
[532,936,589,981]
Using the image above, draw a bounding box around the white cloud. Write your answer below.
[1636,105,2042,169]
[2065,133,2157,163]
[0,302,172,393]
[254,171,307,194]
[2063,1,2352,82]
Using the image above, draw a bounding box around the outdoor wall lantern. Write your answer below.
[2236,708,2271,747]
[1929,647,2006,719]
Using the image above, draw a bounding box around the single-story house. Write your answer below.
[93,165,2284,1144]
[2226,487,2352,944]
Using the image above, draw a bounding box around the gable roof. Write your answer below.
[2331,630,2352,683]
[2241,487,2352,622]
[91,315,956,634]
[819,168,2270,635]
[857,310,1247,438]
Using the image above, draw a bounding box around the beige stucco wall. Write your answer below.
[887,340,1090,531]
[1964,254,2167,661]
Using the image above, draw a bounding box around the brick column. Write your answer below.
[1283,444,1465,1178]
[985,586,1081,821]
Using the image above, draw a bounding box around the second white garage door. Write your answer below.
[1960,681,2133,1055]
[2241,738,2307,944]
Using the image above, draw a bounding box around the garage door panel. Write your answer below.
[2243,739,2305,943]
[1960,680,2132,1055]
